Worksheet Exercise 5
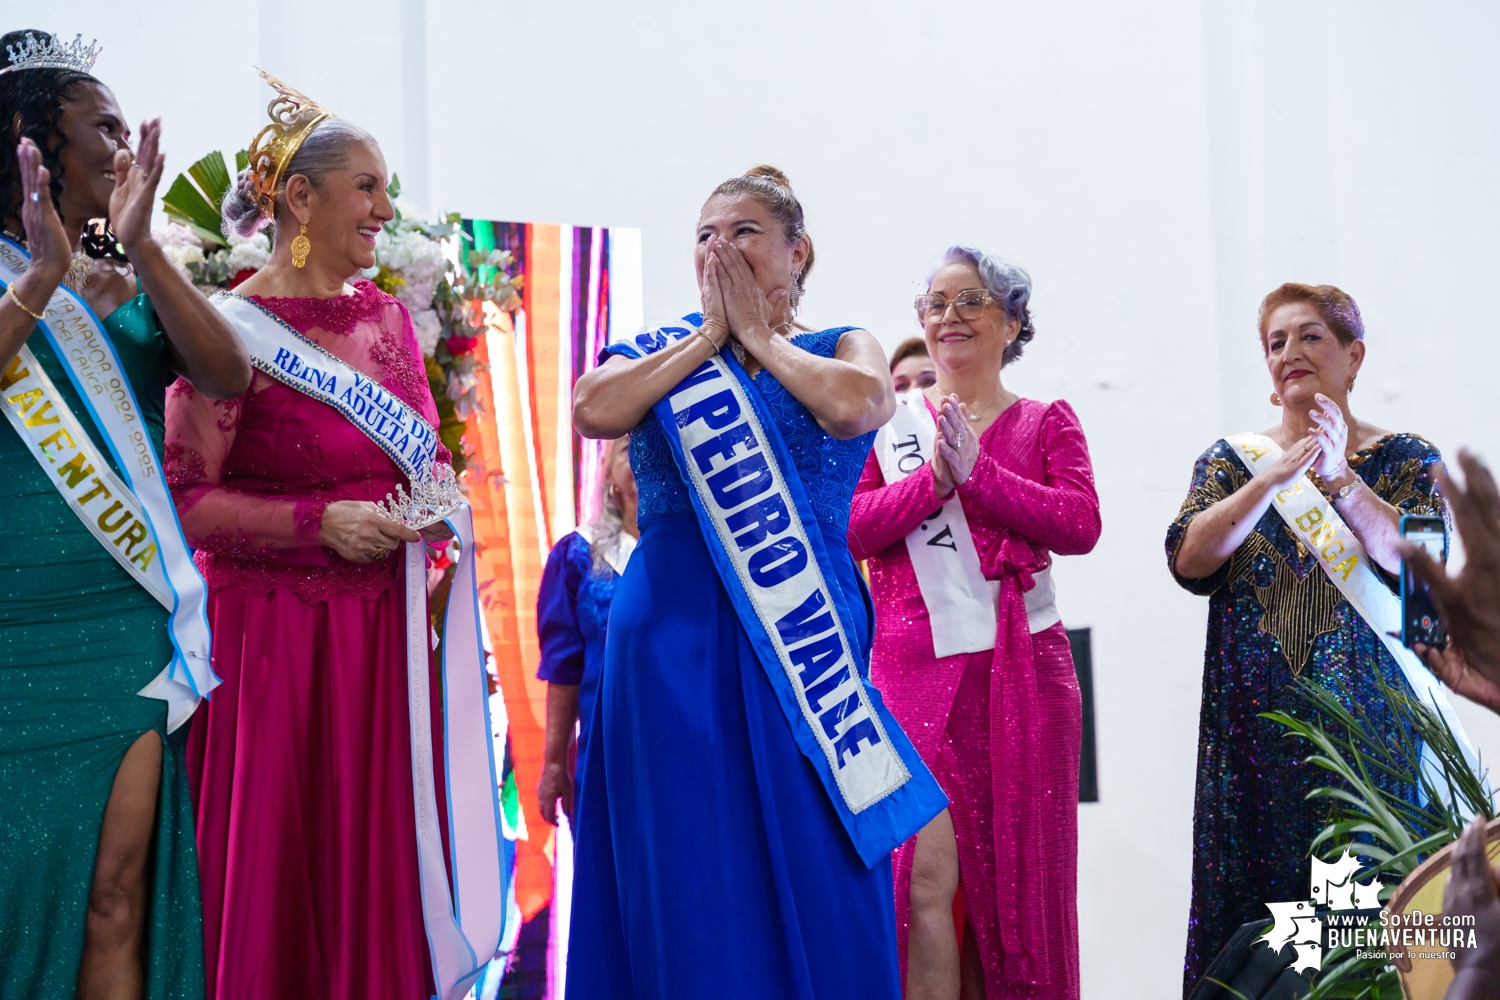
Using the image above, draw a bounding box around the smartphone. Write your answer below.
[1400,514,1447,649]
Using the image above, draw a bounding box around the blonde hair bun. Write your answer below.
[743,164,793,190]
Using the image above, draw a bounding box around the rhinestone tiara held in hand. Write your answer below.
[0,32,101,76]
[376,463,465,531]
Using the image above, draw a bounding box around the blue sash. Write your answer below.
[610,315,946,866]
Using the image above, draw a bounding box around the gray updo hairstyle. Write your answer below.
[934,245,1035,367]
[221,117,378,241]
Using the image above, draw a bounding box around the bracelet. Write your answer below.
[6,283,44,320]
[696,326,720,354]
[1333,478,1360,502]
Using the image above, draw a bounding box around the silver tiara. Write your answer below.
[376,463,465,531]
[0,32,100,77]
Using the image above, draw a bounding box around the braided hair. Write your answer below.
[0,30,99,235]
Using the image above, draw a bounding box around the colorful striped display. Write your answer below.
[457,220,641,995]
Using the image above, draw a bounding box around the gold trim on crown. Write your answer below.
[246,69,336,219]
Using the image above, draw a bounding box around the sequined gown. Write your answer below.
[1168,435,1442,994]
[1,294,204,1000]
[848,396,1100,999]
[164,281,444,1000]
[567,328,909,1000]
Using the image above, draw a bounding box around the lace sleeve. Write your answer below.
[164,379,328,565]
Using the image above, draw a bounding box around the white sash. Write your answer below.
[874,390,994,656]
[1225,434,1479,773]
[872,391,1060,655]
[0,236,214,732]
[213,291,504,1000]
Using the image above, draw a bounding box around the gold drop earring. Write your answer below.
[291,224,311,269]
[1270,392,1282,407]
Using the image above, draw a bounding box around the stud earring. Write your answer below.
[1270,392,1282,407]
[291,224,311,269]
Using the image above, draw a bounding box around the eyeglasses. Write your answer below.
[914,290,994,322]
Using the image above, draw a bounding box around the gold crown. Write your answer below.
[246,68,336,219]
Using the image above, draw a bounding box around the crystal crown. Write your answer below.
[0,32,100,77]
[376,463,465,531]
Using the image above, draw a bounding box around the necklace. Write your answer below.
[2,231,94,293]
[62,251,94,292]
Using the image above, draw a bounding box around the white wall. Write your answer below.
[13,1,1500,995]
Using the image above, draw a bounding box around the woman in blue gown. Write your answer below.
[536,435,637,827]
[567,165,944,999]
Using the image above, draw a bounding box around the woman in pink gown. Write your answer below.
[164,114,448,998]
[848,247,1100,999]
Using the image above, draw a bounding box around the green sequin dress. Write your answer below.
[0,292,204,999]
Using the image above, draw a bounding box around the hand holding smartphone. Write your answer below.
[1401,514,1448,649]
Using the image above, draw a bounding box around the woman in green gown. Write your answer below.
[0,31,250,1000]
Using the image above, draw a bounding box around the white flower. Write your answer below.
[161,242,204,282]
[152,222,202,249]
[225,233,271,274]
[411,309,443,356]
[394,195,428,225]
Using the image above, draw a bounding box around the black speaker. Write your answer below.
[1067,627,1098,803]
[1186,919,1310,1000]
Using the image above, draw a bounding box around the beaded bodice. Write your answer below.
[622,327,873,534]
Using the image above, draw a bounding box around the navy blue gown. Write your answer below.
[566,328,902,1000]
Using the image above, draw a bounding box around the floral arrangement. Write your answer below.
[155,151,521,474]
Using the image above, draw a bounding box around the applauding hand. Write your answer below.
[929,395,979,497]
[108,118,166,254]
[15,138,71,283]
[1308,393,1353,483]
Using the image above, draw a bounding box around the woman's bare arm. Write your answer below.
[743,327,895,439]
[110,122,250,399]
[1174,437,1319,579]
[1,140,70,375]
[572,332,725,439]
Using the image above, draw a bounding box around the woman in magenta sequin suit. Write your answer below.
[164,120,452,998]
[849,247,1100,999]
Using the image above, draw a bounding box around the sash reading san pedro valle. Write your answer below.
[1226,433,1482,783]
[214,291,505,1000]
[611,315,946,866]
[0,235,214,732]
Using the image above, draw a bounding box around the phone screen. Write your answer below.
[1400,516,1447,648]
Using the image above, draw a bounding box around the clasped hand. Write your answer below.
[929,395,979,497]
[698,236,788,355]
[318,500,453,563]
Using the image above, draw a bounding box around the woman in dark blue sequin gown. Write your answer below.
[1168,284,1447,994]
[566,167,913,999]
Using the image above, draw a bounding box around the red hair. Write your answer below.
[1258,283,1364,352]
[888,337,928,372]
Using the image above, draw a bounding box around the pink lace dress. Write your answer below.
[164,281,445,1000]
[848,397,1100,999]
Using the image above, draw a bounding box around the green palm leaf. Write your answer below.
[161,149,248,249]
